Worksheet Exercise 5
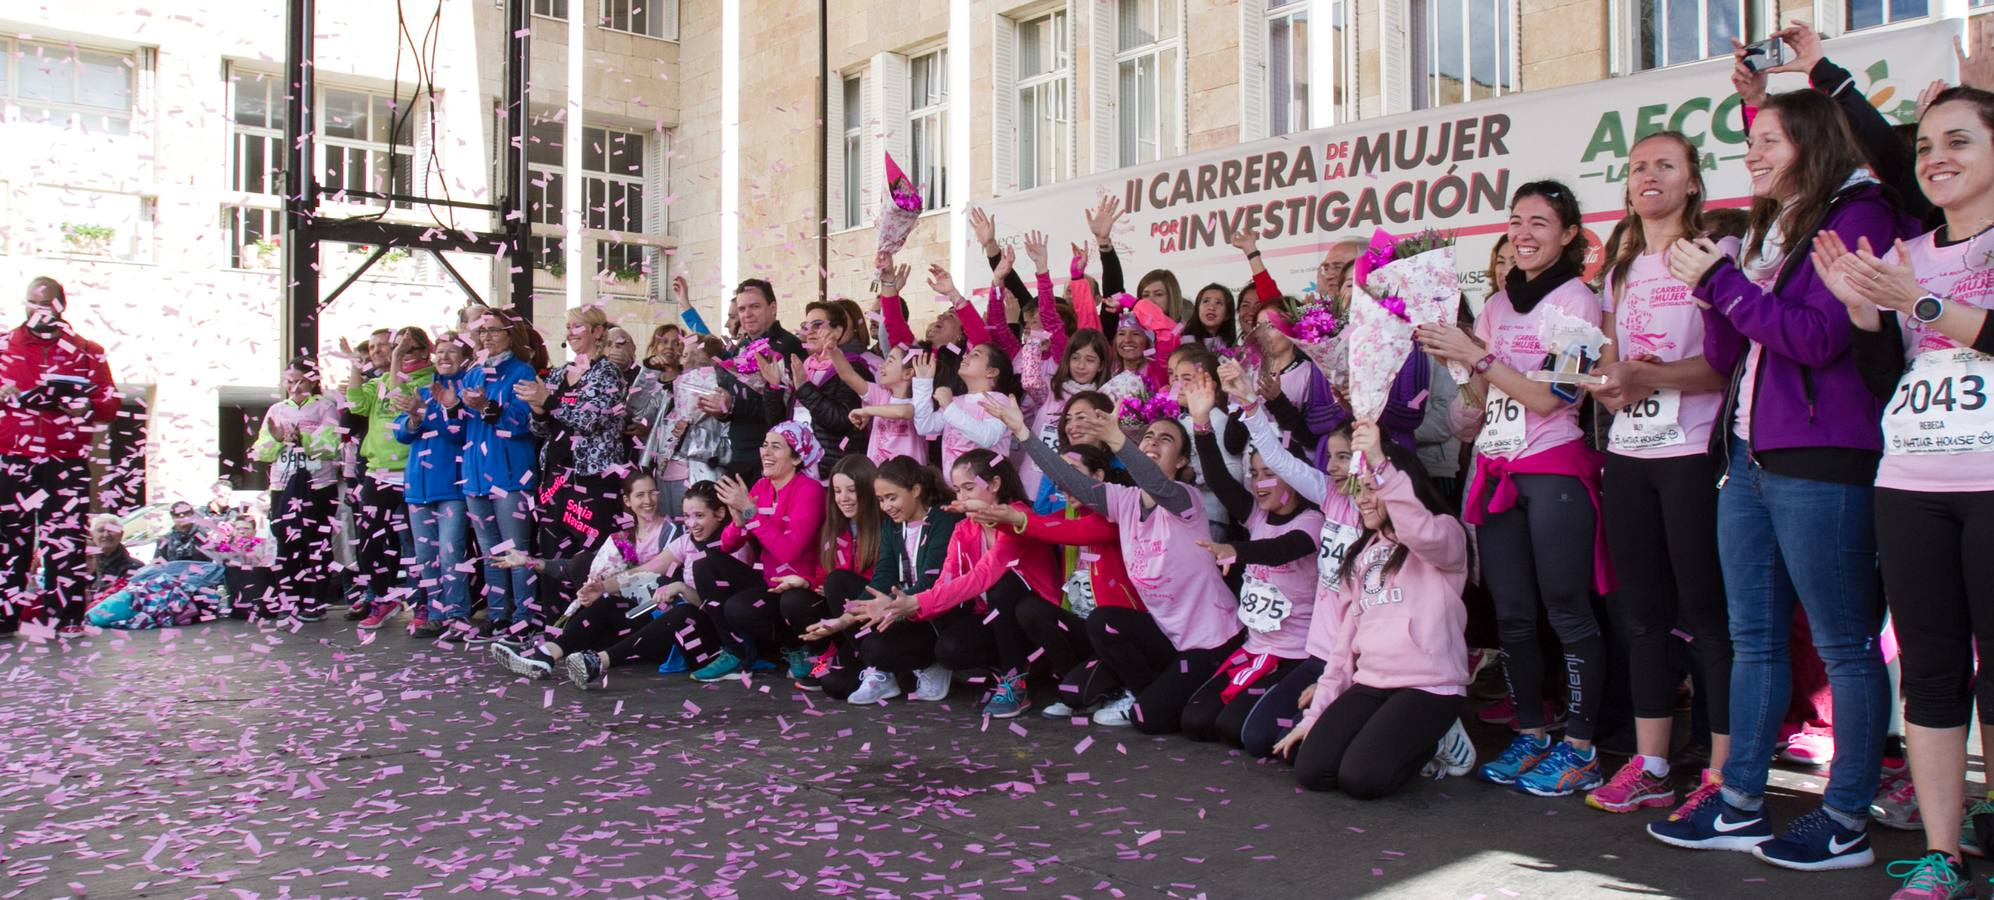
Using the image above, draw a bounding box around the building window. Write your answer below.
[1847,0,1928,29]
[599,0,678,40]
[1,38,135,135]
[1266,0,1310,136]
[908,49,948,211]
[1637,0,1743,68]
[319,87,413,206]
[1017,10,1073,191]
[222,206,283,270]
[1411,0,1516,110]
[1117,0,1181,165]
[842,76,863,228]
[525,120,662,286]
[532,0,568,19]
[229,70,285,196]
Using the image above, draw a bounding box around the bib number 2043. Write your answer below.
[1889,373,1987,416]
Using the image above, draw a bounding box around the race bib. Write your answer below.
[1608,389,1685,451]
[1063,566,1097,618]
[1038,414,1061,451]
[1317,519,1362,593]
[1475,386,1526,457]
[1236,576,1293,633]
[1883,349,1994,456]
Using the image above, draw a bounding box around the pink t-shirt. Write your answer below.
[1101,483,1240,651]
[1474,278,1599,460]
[863,384,927,466]
[939,392,1013,474]
[1602,245,1731,459]
[1238,505,1325,659]
[1876,230,1994,493]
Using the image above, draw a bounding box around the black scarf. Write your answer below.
[1503,255,1581,316]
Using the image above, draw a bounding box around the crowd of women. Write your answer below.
[206,24,1994,899]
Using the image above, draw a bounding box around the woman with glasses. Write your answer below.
[458,312,542,644]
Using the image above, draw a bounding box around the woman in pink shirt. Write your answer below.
[1178,372,1324,748]
[1583,132,1737,817]
[1269,424,1470,801]
[1419,181,1612,799]
[911,331,1022,475]
[692,421,828,684]
[1818,87,1994,889]
[1000,394,1246,734]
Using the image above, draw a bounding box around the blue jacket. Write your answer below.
[393,371,470,505]
[457,353,540,496]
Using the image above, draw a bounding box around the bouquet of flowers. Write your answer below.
[726,338,773,375]
[1117,389,1182,434]
[1267,292,1347,395]
[1356,227,1466,383]
[875,152,922,256]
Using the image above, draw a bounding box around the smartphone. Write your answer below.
[680,307,712,335]
[1740,36,1786,73]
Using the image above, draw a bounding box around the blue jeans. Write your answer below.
[1716,441,1886,822]
[466,490,535,625]
[409,500,468,621]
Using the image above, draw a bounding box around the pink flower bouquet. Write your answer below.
[875,152,922,256]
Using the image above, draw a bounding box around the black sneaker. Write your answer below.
[410,619,446,639]
[343,600,370,621]
[298,606,327,623]
[440,618,473,643]
[466,620,502,644]
[564,651,604,690]
[494,627,535,651]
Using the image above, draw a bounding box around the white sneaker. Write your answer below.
[1040,699,1096,719]
[1429,718,1477,778]
[1090,691,1138,727]
[847,668,901,704]
[492,643,551,680]
[909,664,952,701]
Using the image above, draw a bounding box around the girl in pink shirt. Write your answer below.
[1584,132,1737,815]
[1178,372,1324,748]
[912,341,1022,475]
[852,346,928,468]
[1268,427,1469,801]
[1418,181,1612,797]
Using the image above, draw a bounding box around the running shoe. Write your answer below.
[1041,700,1096,719]
[492,643,552,680]
[784,647,813,680]
[910,664,952,702]
[1780,728,1835,766]
[564,651,604,690]
[410,618,446,640]
[1429,718,1477,778]
[358,600,400,631]
[1516,742,1603,797]
[1476,696,1516,725]
[57,624,85,638]
[657,645,688,675]
[1477,733,1554,786]
[1872,769,1922,831]
[344,598,370,621]
[1751,808,1874,871]
[1667,768,1724,822]
[440,618,472,643]
[467,620,503,645]
[1091,691,1138,727]
[691,650,745,682]
[1587,758,1676,813]
[984,674,1030,719]
[1646,788,1772,852]
[847,668,900,704]
[1885,851,1973,899]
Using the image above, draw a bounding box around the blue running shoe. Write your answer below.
[1515,742,1603,797]
[1752,808,1875,872]
[784,647,813,679]
[1477,733,1553,785]
[1647,786,1772,852]
[691,650,745,682]
[983,674,1029,719]
[657,645,687,675]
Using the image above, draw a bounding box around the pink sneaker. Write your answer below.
[1587,758,1677,813]
[1665,768,1723,822]
[1781,729,1835,766]
[358,601,399,631]
[1477,697,1516,725]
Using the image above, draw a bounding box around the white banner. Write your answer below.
[978,20,1962,306]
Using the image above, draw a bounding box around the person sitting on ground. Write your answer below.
[86,514,140,601]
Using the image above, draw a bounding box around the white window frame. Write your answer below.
[1844,0,1931,30]
[1411,0,1518,111]
[839,74,865,228]
[525,119,669,295]
[317,85,415,209]
[0,37,137,135]
[532,0,569,20]
[599,0,679,40]
[1628,0,1747,70]
[1265,0,1311,137]
[908,48,949,212]
[1012,7,1074,192]
[227,67,285,197]
[1114,0,1184,167]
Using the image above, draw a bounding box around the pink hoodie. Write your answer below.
[1301,463,1471,727]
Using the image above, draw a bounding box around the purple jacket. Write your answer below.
[1695,182,1906,460]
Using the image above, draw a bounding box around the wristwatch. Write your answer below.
[1472,353,1497,375]
[1912,293,1946,325]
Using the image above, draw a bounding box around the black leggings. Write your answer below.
[933,572,1042,676]
[1239,657,1325,759]
[1000,590,1092,679]
[1878,487,1994,730]
[603,612,684,667]
[1603,452,1732,728]
[691,551,817,659]
[1294,684,1463,799]
[1082,605,1247,735]
[1478,472,1604,740]
[534,470,620,626]
[549,597,638,656]
[1182,656,1306,746]
[354,477,407,598]
[271,473,339,617]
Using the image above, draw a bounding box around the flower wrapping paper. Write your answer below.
[1344,284,1415,422]
[1368,245,1469,384]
